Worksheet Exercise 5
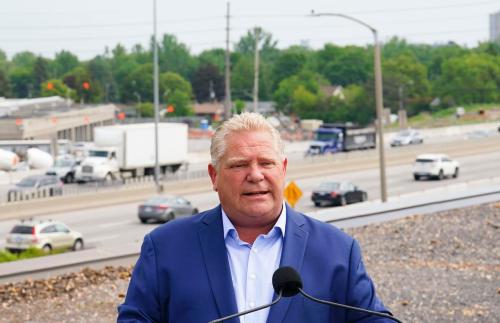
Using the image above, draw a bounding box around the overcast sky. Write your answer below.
[0,0,498,60]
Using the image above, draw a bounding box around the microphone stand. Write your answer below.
[299,288,402,323]
[209,290,283,323]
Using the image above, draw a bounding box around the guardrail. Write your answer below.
[1,135,499,208]
[3,183,500,284]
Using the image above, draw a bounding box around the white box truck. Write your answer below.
[75,123,188,182]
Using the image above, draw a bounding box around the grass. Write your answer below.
[0,247,68,264]
[388,103,500,130]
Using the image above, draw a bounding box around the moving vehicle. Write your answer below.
[138,195,199,223]
[307,123,376,155]
[390,129,424,147]
[311,181,367,207]
[75,123,188,182]
[7,174,63,202]
[26,147,54,169]
[5,219,83,253]
[412,154,459,180]
[0,148,19,171]
[45,154,80,183]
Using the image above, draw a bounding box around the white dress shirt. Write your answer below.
[222,204,286,323]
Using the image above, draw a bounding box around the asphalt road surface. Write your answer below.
[0,147,498,252]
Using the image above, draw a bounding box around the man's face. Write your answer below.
[208,130,287,228]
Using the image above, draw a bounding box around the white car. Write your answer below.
[412,154,459,180]
[390,129,424,147]
[5,219,84,253]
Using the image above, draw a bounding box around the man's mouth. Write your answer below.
[243,190,269,196]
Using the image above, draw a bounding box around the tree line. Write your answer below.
[0,28,499,125]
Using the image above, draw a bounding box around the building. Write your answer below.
[243,101,276,115]
[490,10,500,42]
[193,102,224,121]
[0,96,116,141]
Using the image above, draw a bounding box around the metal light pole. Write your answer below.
[224,2,232,120]
[310,11,388,202]
[153,0,161,192]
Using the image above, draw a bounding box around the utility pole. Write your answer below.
[253,28,260,113]
[311,11,388,202]
[224,2,232,119]
[373,34,387,202]
[153,0,161,192]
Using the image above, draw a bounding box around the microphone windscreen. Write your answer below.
[272,266,303,297]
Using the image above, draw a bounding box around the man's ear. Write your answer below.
[282,158,288,174]
[208,164,218,191]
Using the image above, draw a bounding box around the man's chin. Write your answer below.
[241,204,279,220]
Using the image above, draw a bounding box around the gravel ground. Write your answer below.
[1,202,499,322]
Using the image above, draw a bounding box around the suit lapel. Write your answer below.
[198,206,240,323]
[267,205,309,323]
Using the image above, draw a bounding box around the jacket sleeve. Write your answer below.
[345,239,393,322]
[117,234,164,323]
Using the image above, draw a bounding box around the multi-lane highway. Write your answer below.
[0,137,498,253]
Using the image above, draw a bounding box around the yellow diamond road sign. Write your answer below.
[284,181,303,208]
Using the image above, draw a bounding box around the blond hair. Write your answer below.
[210,112,284,169]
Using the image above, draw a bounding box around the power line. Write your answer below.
[0,16,224,30]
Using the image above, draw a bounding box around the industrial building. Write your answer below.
[0,96,116,141]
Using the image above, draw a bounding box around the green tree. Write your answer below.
[231,56,254,100]
[109,44,138,102]
[342,84,373,125]
[123,63,154,103]
[382,54,431,115]
[9,67,35,98]
[130,44,151,65]
[426,42,466,81]
[231,55,273,101]
[273,70,327,115]
[32,56,50,97]
[272,47,308,90]
[197,49,225,72]
[87,55,117,102]
[158,34,196,79]
[235,27,279,61]
[138,102,154,118]
[160,72,194,116]
[51,51,79,78]
[435,53,500,104]
[11,51,37,69]
[192,63,224,102]
[40,79,76,99]
[234,99,245,114]
[166,91,193,116]
[0,69,10,97]
[322,46,371,86]
[63,66,99,103]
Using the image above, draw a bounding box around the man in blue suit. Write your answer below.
[118,112,393,322]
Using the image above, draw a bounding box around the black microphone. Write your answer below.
[209,267,302,323]
[208,290,283,323]
[275,267,403,323]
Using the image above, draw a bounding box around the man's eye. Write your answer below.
[230,164,245,168]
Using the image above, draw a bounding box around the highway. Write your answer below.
[0,139,499,253]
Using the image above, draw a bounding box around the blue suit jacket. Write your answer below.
[118,204,391,322]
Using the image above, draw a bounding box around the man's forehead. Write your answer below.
[224,154,280,163]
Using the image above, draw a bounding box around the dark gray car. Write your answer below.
[311,181,367,207]
[138,195,199,224]
[7,174,63,202]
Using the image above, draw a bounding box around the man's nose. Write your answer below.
[246,165,264,182]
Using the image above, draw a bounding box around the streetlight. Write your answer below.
[152,0,161,192]
[310,11,388,202]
